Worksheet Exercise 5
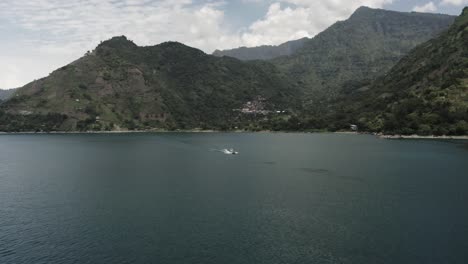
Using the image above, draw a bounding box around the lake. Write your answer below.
[1,133,467,264]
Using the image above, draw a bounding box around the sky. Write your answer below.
[0,0,466,89]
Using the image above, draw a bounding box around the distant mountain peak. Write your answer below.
[349,6,381,17]
[157,41,192,49]
[348,6,416,20]
[455,6,468,25]
[351,5,453,20]
[98,35,137,49]
[354,6,374,12]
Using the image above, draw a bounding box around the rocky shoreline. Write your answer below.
[378,134,468,140]
[1,130,467,140]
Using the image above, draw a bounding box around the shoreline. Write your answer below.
[378,134,468,140]
[0,130,467,140]
[0,129,244,135]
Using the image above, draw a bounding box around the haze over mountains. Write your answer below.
[0,89,16,102]
[0,6,466,135]
[213,38,309,61]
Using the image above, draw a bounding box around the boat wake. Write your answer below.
[211,148,239,155]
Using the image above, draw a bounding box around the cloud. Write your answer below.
[440,0,468,6]
[0,65,21,90]
[0,0,233,53]
[413,2,437,12]
[240,3,312,46]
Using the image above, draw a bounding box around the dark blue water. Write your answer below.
[1,133,467,264]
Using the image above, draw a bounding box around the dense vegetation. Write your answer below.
[0,110,67,132]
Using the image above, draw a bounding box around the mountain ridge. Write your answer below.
[0,36,298,132]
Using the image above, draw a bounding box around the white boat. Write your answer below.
[222,148,239,155]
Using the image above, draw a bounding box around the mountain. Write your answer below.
[0,88,16,102]
[0,37,298,132]
[337,7,468,135]
[0,7,463,134]
[273,7,456,111]
[212,37,309,61]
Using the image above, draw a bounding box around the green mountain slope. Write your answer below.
[0,37,298,132]
[273,7,455,111]
[340,7,468,135]
[213,38,309,61]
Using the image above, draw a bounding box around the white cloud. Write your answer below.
[0,65,21,90]
[0,0,234,52]
[240,3,312,46]
[440,0,468,6]
[413,2,437,12]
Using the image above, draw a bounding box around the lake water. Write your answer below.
[1,133,467,264]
